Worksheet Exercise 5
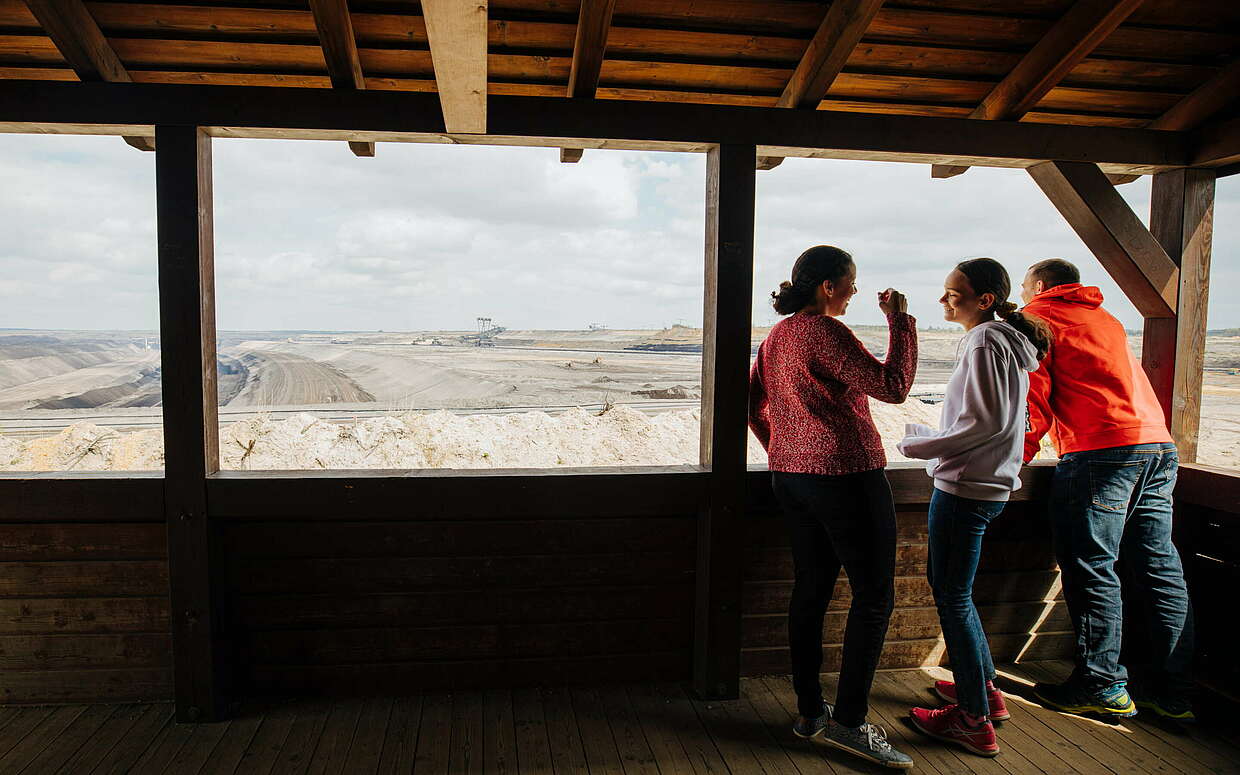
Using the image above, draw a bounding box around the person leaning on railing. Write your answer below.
[1020,258,1196,723]
[748,244,916,770]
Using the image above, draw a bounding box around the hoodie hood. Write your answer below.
[1030,282,1103,309]
[973,320,1041,373]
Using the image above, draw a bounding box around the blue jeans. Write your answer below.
[1051,443,1194,695]
[927,488,1006,717]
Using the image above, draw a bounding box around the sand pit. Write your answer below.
[1,398,947,472]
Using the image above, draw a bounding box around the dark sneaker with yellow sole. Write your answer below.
[1135,696,1195,723]
[1034,680,1137,719]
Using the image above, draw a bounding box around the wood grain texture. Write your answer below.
[695,143,756,700]
[422,0,488,133]
[155,124,224,722]
[1028,160,1179,318]
[308,0,374,157]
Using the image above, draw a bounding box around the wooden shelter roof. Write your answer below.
[1,1,1237,137]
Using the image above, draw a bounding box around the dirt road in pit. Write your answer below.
[229,351,375,406]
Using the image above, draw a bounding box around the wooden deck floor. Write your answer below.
[1,661,1236,774]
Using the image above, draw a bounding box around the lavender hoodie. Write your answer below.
[897,320,1040,502]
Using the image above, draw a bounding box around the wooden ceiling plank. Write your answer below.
[760,0,885,169]
[561,0,615,163]
[22,0,153,151]
[930,0,1142,179]
[1109,57,1240,184]
[308,0,373,157]
[422,0,488,134]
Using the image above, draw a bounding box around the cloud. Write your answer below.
[0,133,1236,334]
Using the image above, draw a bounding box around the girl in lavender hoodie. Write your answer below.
[897,258,1050,757]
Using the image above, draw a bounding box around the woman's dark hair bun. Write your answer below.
[771,245,854,316]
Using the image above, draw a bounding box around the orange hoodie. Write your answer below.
[1023,284,1172,462]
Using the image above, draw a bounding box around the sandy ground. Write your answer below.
[2,328,1237,471]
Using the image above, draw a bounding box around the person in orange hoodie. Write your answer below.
[1020,258,1194,723]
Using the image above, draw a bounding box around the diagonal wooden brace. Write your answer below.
[1027,160,1178,318]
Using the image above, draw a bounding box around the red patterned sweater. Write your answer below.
[749,311,918,475]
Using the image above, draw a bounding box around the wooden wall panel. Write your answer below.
[0,480,170,704]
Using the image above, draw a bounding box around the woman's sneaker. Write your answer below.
[821,718,913,769]
[909,704,1000,757]
[932,680,1011,721]
[793,711,830,738]
[1034,680,1137,718]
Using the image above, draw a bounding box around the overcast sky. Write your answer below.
[1,133,1236,332]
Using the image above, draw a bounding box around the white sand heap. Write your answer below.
[0,399,952,472]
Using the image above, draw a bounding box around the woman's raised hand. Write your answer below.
[878,288,907,315]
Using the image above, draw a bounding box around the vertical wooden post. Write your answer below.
[1144,168,1215,462]
[156,125,226,721]
[694,143,756,699]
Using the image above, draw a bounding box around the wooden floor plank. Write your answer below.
[56,704,148,774]
[306,699,364,775]
[0,707,56,763]
[511,688,553,775]
[0,705,85,773]
[651,683,731,775]
[269,700,332,775]
[412,692,452,775]
[691,686,795,775]
[449,690,484,775]
[88,703,174,775]
[541,687,589,775]
[743,677,861,775]
[598,685,660,775]
[344,697,393,773]
[128,712,196,775]
[166,720,231,774]
[199,706,265,774]
[1019,661,1228,774]
[571,686,625,775]
[483,689,518,775]
[377,696,423,775]
[624,684,698,775]
[15,703,114,774]
[234,701,298,775]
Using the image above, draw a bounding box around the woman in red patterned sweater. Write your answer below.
[749,245,918,770]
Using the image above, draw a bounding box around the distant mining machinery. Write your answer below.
[463,316,505,347]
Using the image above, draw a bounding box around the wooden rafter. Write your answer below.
[421,0,488,134]
[308,0,374,157]
[1028,160,1178,319]
[22,0,154,151]
[561,0,616,163]
[931,0,1143,179]
[757,0,885,170]
[1109,58,1240,184]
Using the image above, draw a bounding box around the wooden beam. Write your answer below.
[695,143,755,700]
[22,0,154,151]
[1109,58,1240,185]
[758,0,884,170]
[1143,169,1215,462]
[155,125,226,722]
[308,0,374,158]
[931,0,1142,179]
[559,0,615,163]
[1027,160,1178,319]
[0,81,1191,170]
[1191,116,1240,169]
[421,0,488,134]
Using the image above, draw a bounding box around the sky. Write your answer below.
[0,132,1236,332]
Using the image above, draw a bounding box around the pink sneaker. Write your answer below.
[933,680,1010,721]
[909,705,999,757]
